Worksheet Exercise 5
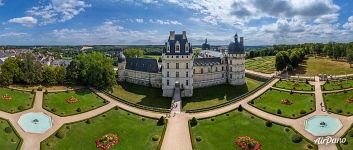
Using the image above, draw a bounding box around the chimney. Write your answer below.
[170,31,175,40]
[240,37,244,45]
[182,31,186,39]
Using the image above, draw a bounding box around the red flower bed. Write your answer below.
[96,133,120,150]
[66,96,79,104]
[236,136,261,150]
[1,94,12,101]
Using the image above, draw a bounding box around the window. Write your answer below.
[167,80,170,86]
[222,74,224,78]
[175,41,180,53]
[186,63,189,69]
[176,63,179,69]
[193,69,195,73]
[167,71,169,77]
[230,74,232,79]
[201,68,203,74]
[215,67,218,72]
[222,66,224,71]
[176,72,179,77]
[230,60,232,65]
[176,56,179,58]
[167,63,169,69]
[186,71,189,78]
[185,43,189,53]
[230,67,232,72]
[186,80,189,86]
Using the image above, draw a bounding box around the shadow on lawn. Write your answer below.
[182,84,250,109]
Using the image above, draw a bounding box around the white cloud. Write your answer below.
[343,16,353,30]
[149,19,183,25]
[135,18,144,23]
[8,17,38,27]
[27,0,91,25]
[314,14,339,24]
[0,32,28,38]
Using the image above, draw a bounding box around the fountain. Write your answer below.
[18,112,52,134]
[304,115,343,137]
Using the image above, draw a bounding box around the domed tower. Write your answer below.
[227,33,245,85]
[117,51,126,82]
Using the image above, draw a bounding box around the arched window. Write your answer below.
[201,68,203,74]
[175,41,180,53]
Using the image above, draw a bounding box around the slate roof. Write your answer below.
[51,59,72,67]
[194,58,222,66]
[201,38,210,50]
[126,58,159,73]
[199,50,224,58]
[163,32,193,55]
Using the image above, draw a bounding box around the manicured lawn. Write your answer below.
[245,56,276,74]
[182,77,264,111]
[41,108,165,150]
[293,57,353,76]
[0,88,34,113]
[43,89,107,116]
[190,110,316,150]
[0,118,22,150]
[110,83,171,109]
[324,90,353,115]
[322,79,353,91]
[275,80,314,91]
[339,128,353,149]
[250,89,315,118]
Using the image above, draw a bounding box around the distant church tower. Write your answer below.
[162,31,194,97]
[227,33,245,85]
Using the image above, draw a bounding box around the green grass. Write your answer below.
[43,89,107,116]
[293,57,353,76]
[0,119,22,150]
[322,79,353,91]
[0,88,34,113]
[190,110,316,150]
[251,89,315,118]
[143,55,161,60]
[182,77,264,110]
[110,83,171,109]
[41,108,165,150]
[339,128,353,149]
[275,80,314,91]
[324,90,353,115]
[245,56,276,74]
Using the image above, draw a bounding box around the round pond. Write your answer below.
[304,115,343,137]
[18,112,52,134]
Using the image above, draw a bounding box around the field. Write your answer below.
[322,79,353,91]
[110,83,171,109]
[324,90,353,115]
[182,77,264,110]
[245,56,276,74]
[0,88,34,113]
[275,80,314,91]
[190,110,315,150]
[293,57,353,76]
[41,108,165,150]
[43,89,107,116]
[0,119,21,150]
[250,89,315,118]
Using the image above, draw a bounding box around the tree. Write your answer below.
[238,105,243,112]
[346,45,353,67]
[55,66,66,85]
[43,66,57,85]
[0,57,20,85]
[275,51,288,71]
[190,117,198,126]
[19,53,43,85]
[123,48,144,58]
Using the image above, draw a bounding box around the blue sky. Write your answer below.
[0,0,353,45]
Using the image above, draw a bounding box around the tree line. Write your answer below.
[0,52,116,89]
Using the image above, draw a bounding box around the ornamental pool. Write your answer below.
[304,115,343,137]
[18,112,52,134]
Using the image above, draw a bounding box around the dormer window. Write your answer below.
[166,42,170,53]
[175,41,180,53]
[185,42,189,53]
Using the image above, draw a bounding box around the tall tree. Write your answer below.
[0,57,21,85]
[19,54,43,85]
[346,45,353,68]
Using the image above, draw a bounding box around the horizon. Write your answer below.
[0,0,353,45]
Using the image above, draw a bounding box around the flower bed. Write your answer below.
[96,133,120,150]
[281,99,293,105]
[66,96,79,104]
[236,136,261,150]
[346,98,353,104]
[1,94,12,101]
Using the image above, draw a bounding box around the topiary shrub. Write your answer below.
[250,100,254,104]
[55,131,66,139]
[85,119,91,124]
[284,127,290,132]
[190,117,198,127]
[196,136,202,142]
[157,116,165,126]
[336,109,343,114]
[44,90,48,94]
[37,86,43,91]
[291,134,302,143]
[300,110,306,114]
[152,135,160,141]
[17,106,25,111]
[115,106,119,110]
[31,89,35,94]
[4,127,12,133]
[277,109,282,114]
[265,121,272,127]
[238,105,243,112]
[51,108,57,112]
[76,108,81,112]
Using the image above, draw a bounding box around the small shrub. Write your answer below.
[300,110,306,114]
[31,89,35,94]
[4,127,12,133]
[291,134,302,143]
[46,142,51,146]
[18,106,25,111]
[238,105,243,112]
[157,116,165,126]
[11,138,16,142]
[152,135,160,141]
[226,114,229,116]
[66,90,69,93]
[250,100,254,104]
[76,108,81,112]
[305,79,309,84]
[290,90,293,95]
[37,86,43,91]
[306,144,313,149]
[277,109,282,114]
[348,130,353,137]
[85,119,91,124]
[196,136,202,142]
[115,106,119,110]
[292,114,295,117]
[190,117,198,126]
[65,125,71,130]
[336,109,343,114]
[51,108,57,112]
[211,118,214,121]
[55,131,66,139]
[284,127,290,132]
[141,118,145,121]
[44,90,48,94]
[265,121,272,127]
